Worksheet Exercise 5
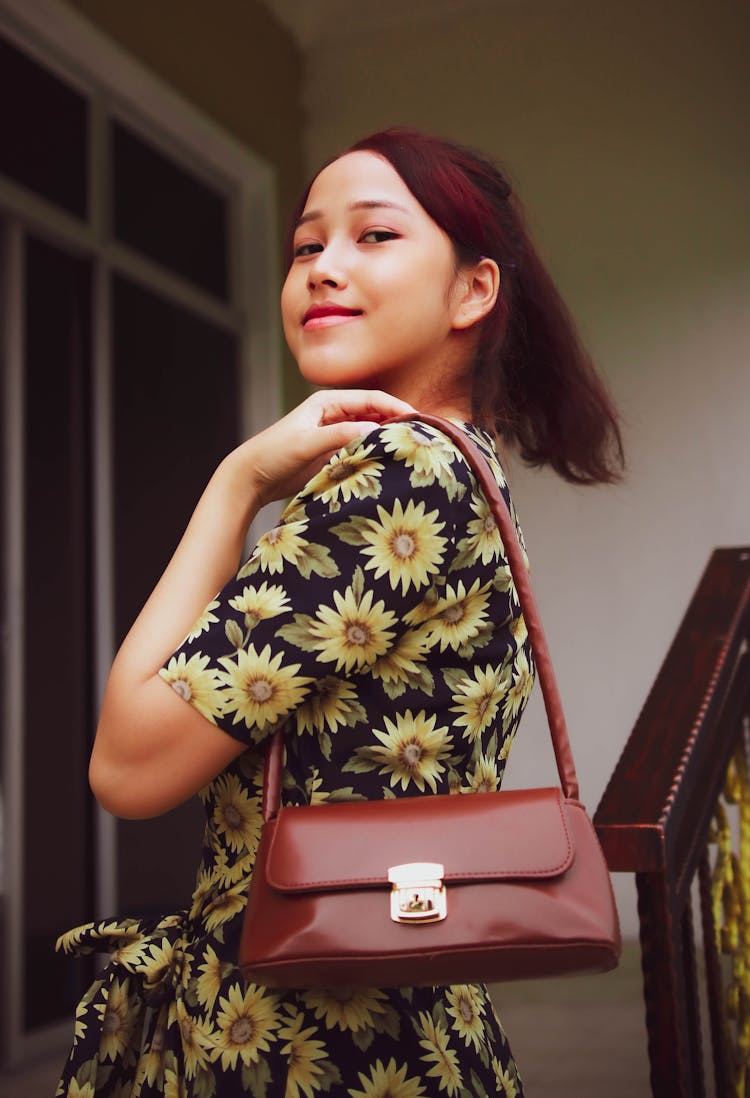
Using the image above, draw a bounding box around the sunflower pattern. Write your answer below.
[55,420,532,1097]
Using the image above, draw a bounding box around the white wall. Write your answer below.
[300,0,750,937]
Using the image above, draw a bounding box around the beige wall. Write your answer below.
[64,0,310,406]
[301,0,750,936]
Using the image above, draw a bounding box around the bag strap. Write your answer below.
[401,414,579,801]
[262,414,579,820]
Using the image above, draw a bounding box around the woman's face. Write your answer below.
[281,151,467,402]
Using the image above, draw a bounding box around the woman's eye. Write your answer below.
[359,230,400,244]
[294,242,323,258]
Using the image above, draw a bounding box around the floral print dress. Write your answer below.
[56,419,534,1098]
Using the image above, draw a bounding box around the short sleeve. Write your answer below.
[158,419,485,747]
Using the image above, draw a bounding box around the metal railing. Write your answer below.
[595,547,750,1098]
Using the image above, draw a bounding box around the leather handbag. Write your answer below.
[239,414,621,988]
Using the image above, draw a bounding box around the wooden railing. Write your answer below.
[594,547,750,1098]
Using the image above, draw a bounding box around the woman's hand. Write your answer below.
[224,389,416,509]
[89,387,415,817]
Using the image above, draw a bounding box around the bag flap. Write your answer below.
[265,787,574,892]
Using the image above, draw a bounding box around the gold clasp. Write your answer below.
[388,862,447,924]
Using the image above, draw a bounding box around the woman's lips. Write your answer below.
[302,305,362,330]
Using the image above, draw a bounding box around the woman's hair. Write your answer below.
[285,127,624,485]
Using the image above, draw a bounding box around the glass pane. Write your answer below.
[0,34,88,218]
[23,235,95,1029]
[111,274,240,914]
[112,121,229,300]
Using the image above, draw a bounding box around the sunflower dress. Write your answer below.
[56,419,535,1098]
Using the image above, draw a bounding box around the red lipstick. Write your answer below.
[303,303,362,329]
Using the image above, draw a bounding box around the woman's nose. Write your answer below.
[307,245,348,291]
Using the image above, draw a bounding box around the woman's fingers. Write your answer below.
[314,390,415,427]
[231,390,418,507]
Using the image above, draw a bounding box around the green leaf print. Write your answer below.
[442,667,471,692]
[296,542,340,580]
[330,514,373,546]
[326,787,367,802]
[277,614,319,651]
[316,1060,343,1091]
[350,1024,376,1053]
[241,1057,272,1097]
[449,541,478,573]
[457,621,494,659]
[381,678,408,700]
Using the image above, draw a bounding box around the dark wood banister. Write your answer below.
[594,546,750,1097]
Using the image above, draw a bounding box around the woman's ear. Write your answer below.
[451,258,500,331]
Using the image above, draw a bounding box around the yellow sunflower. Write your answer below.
[401,584,442,627]
[463,493,505,564]
[228,581,290,626]
[502,648,534,725]
[306,445,383,507]
[184,599,220,642]
[217,644,312,734]
[212,983,280,1071]
[493,1058,521,1098]
[367,710,454,793]
[174,1000,213,1080]
[214,849,254,889]
[134,1006,168,1089]
[195,945,223,1012]
[445,985,486,1053]
[510,613,528,647]
[163,1066,184,1098]
[301,986,388,1033]
[295,677,361,736]
[360,498,447,594]
[139,939,177,996]
[417,1011,463,1096]
[212,773,262,855]
[278,1008,328,1098]
[56,923,92,954]
[252,520,310,575]
[93,977,136,1062]
[62,1081,95,1098]
[420,579,492,652]
[370,629,430,687]
[201,884,247,933]
[466,752,501,794]
[348,1057,426,1098]
[159,652,223,724]
[189,869,214,922]
[310,587,396,672]
[449,663,508,741]
[107,927,148,968]
[381,422,455,480]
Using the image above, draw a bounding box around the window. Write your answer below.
[0,5,279,1066]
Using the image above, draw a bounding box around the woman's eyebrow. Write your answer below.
[295,199,411,229]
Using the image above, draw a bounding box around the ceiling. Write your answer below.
[261,0,497,50]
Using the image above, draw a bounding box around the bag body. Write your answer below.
[239,414,621,988]
[240,786,620,988]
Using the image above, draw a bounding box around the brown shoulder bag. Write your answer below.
[238,414,621,988]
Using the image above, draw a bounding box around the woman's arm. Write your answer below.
[89,390,414,819]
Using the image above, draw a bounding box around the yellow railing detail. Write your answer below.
[710,743,750,1097]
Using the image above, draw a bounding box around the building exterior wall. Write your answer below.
[299,0,750,937]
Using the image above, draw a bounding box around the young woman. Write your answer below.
[56,128,622,1097]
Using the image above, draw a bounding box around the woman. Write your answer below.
[56,128,622,1097]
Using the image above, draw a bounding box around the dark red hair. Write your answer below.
[285,127,624,485]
